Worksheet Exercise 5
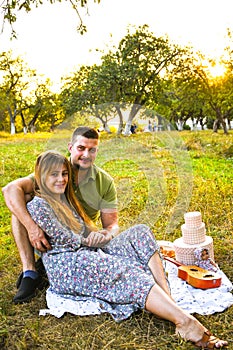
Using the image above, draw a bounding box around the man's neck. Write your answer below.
[73,167,89,185]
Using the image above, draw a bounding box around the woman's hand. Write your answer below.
[82,230,113,247]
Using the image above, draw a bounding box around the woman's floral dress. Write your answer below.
[27,196,162,321]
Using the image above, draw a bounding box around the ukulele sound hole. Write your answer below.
[203,274,214,278]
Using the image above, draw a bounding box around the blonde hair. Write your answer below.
[34,150,96,234]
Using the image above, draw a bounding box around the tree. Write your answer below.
[159,51,208,131]
[1,0,100,37]
[189,56,233,134]
[60,25,185,134]
[0,89,8,130]
[59,26,233,135]
[165,50,233,133]
[60,65,117,132]
[198,70,233,134]
[27,80,63,132]
[0,51,38,134]
[0,51,61,133]
[105,25,184,134]
[60,65,92,116]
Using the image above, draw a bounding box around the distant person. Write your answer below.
[148,120,153,132]
[130,123,137,134]
[26,150,227,350]
[2,126,119,303]
[153,121,157,132]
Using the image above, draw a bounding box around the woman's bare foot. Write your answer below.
[175,316,228,349]
[195,331,228,349]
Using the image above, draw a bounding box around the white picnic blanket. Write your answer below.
[39,262,233,318]
[165,261,233,314]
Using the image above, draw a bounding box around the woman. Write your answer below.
[27,150,227,349]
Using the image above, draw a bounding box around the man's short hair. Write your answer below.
[71,126,99,144]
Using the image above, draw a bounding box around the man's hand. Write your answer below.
[82,230,112,248]
[28,225,52,252]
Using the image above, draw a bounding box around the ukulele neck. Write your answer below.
[163,256,182,267]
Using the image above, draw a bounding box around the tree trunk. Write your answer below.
[124,104,142,135]
[221,119,228,134]
[20,112,28,134]
[213,108,228,134]
[8,108,16,135]
[213,119,219,132]
[103,123,111,133]
[28,110,40,132]
[10,122,16,134]
[117,122,124,135]
[213,119,228,134]
[124,121,132,135]
[176,120,184,131]
[115,105,124,134]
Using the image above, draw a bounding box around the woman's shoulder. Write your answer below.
[27,196,49,209]
[30,195,46,203]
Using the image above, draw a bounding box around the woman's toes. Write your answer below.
[215,339,228,348]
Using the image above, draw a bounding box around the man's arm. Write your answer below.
[2,177,34,228]
[2,177,51,251]
[100,209,119,237]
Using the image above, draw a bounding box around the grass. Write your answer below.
[0,129,233,349]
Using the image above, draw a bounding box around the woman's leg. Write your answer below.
[106,226,170,296]
[145,284,228,347]
[105,224,159,262]
[148,251,171,296]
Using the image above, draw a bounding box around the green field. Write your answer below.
[0,130,232,349]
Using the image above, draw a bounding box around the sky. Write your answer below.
[0,0,233,90]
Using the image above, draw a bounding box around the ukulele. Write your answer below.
[163,256,222,289]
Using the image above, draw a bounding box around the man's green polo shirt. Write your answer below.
[72,164,117,223]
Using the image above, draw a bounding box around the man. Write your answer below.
[2,126,119,303]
